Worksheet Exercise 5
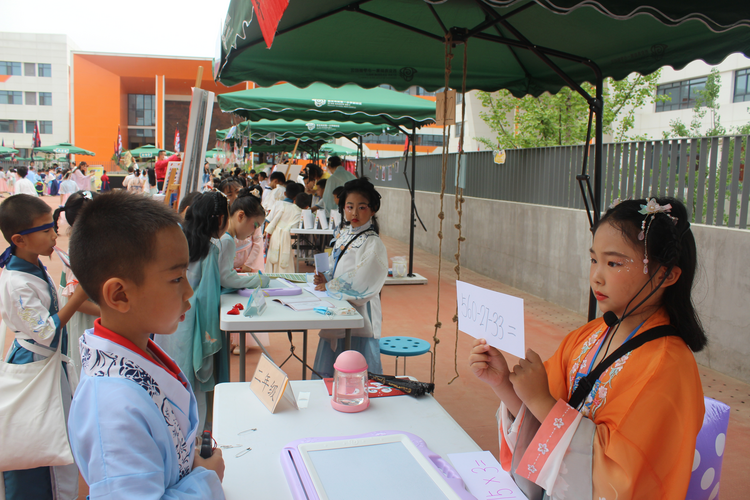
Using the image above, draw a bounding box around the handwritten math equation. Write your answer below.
[459,293,517,339]
[469,459,522,499]
[455,281,526,358]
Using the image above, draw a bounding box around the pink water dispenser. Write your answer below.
[331,350,369,413]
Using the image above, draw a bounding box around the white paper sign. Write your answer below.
[456,281,525,358]
[447,451,528,500]
[316,209,329,229]
[314,252,329,273]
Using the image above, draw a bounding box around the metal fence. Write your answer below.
[366,135,750,229]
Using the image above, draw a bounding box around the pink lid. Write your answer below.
[333,350,368,373]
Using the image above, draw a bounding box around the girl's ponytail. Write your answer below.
[182,191,229,262]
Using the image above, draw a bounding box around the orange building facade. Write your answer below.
[70,52,247,169]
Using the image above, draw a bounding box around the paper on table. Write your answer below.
[455,280,525,358]
[314,252,330,273]
[305,285,329,298]
[447,451,528,500]
[274,295,334,311]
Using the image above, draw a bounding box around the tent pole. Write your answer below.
[409,124,417,277]
[587,75,604,322]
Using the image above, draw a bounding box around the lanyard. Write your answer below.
[585,320,645,377]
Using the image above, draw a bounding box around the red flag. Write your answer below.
[250,0,289,49]
[174,129,180,153]
[403,134,410,156]
[32,122,42,148]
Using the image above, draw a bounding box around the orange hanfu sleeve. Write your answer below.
[516,311,704,500]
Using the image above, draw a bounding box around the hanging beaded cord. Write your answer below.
[637,199,678,274]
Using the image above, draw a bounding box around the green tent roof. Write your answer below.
[125,144,174,159]
[217,83,436,127]
[0,146,18,155]
[215,0,750,97]
[320,143,358,156]
[34,142,95,156]
[216,118,399,142]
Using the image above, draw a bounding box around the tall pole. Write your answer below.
[409,124,417,277]
[587,75,604,322]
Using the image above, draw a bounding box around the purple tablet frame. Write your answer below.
[280,430,474,500]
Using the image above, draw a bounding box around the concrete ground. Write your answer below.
[2,195,748,497]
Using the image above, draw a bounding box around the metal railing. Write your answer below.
[366,135,750,229]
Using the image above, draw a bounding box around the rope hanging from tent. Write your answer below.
[448,40,468,385]
[430,33,454,386]
[430,34,469,386]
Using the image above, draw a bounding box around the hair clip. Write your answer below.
[638,199,678,274]
[82,191,92,200]
[608,196,630,210]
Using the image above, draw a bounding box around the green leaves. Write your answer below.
[477,71,663,149]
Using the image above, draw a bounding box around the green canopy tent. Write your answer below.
[216,0,750,312]
[217,85,432,175]
[320,143,358,156]
[216,118,400,166]
[0,146,18,155]
[33,142,95,156]
[125,144,174,160]
[216,118,399,141]
[217,83,437,277]
[217,83,436,128]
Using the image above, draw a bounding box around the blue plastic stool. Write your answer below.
[379,337,433,381]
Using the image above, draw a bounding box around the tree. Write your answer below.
[477,70,664,150]
[666,68,726,138]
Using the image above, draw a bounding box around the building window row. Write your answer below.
[0,61,52,77]
[0,91,52,106]
[0,120,52,134]
[655,68,750,110]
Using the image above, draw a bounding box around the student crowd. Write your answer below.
[0,151,709,499]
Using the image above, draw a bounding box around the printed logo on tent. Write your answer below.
[651,44,668,61]
[313,99,327,107]
[306,122,316,131]
[400,67,417,82]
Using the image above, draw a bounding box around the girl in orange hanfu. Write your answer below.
[470,197,706,500]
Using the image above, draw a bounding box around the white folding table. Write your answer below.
[220,290,364,381]
[213,380,482,499]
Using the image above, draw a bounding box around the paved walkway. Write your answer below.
[2,196,748,497]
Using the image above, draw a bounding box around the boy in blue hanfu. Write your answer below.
[67,191,225,499]
[0,194,91,500]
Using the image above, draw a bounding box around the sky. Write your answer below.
[0,0,232,58]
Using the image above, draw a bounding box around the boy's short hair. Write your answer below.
[0,194,52,243]
[285,182,304,200]
[17,166,28,178]
[69,191,182,303]
[258,172,268,180]
[270,171,286,184]
[316,178,327,190]
[294,192,312,209]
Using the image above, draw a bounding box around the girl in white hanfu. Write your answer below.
[264,182,304,274]
[313,177,387,378]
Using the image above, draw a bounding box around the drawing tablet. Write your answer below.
[281,431,474,500]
